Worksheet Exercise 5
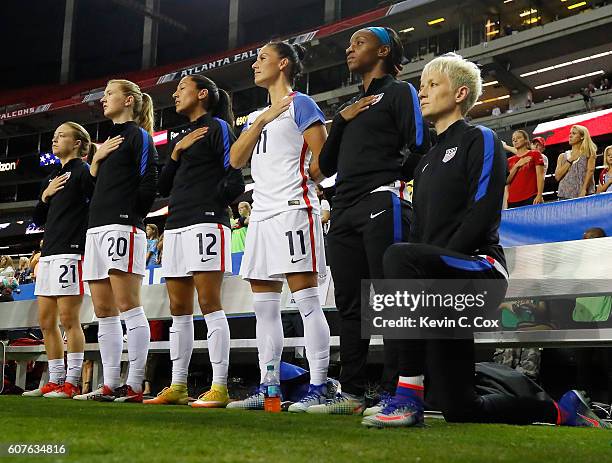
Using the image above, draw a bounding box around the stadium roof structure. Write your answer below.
[1,0,610,134]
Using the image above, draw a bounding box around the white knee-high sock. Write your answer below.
[170,314,194,386]
[294,287,330,385]
[252,292,283,384]
[48,358,65,385]
[122,306,150,393]
[204,310,230,386]
[66,352,84,385]
[97,316,123,389]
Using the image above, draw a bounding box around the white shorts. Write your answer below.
[240,209,326,281]
[161,223,232,278]
[34,254,85,297]
[83,225,147,281]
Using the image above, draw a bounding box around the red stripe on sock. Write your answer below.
[398,382,424,391]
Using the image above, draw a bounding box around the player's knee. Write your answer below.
[59,312,79,330]
[198,297,221,315]
[383,243,420,279]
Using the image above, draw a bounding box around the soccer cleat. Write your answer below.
[190,384,230,408]
[143,384,189,405]
[73,385,115,401]
[226,387,265,410]
[361,396,424,428]
[22,382,63,397]
[558,390,612,429]
[112,385,144,403]
[307,392,366,415]
[288,384,329,413]
[363,392,393,417]
[44,382,81,399]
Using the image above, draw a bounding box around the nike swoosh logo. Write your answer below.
[291,258,305,263]
[207,329,219,340]
[304,310,314,318]
[61,284,71,288]
[422,163,429,172]
[201,258,213,263]
[128,327,137,331]
[112,257,122,262]
[578,413,601,427]
[370,210,386,219]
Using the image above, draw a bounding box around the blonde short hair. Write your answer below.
[422,53,482,115]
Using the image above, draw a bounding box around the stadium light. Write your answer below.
[427,18,445,26]
[400,27,415,33]
[486,30,500,36]
[503,0,513,3]
[474,94,510,105]
[519,50,612,77]
[534,70,604,89]
[482,80,499,87]
[524,16,541,25]
[567,2,587,9]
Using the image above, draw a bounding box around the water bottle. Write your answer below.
[263,364,281,413]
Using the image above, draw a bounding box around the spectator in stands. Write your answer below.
[506,130,545,207]
[555,125,597,199]
[16,257,32,285]
[145,224,159,266]
[156,234,164,265]
[580,87,593,110]
[531,136,549,173]
[596,145,612,194]
[231,201,250,254]
[599,77,610,91]
[0,255,15,277]
[0,255,18,302]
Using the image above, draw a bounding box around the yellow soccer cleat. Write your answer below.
[143,384,189,405]
[190,384,230,408]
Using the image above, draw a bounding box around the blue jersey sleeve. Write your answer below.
[293,92,325,133]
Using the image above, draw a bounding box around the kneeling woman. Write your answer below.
[363,53,609,429]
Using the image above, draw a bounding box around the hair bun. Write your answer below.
[293,43,306,61]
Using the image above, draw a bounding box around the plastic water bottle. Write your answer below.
[263,364,281,413]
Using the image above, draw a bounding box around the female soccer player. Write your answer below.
[74,79,158,403]
[363,53,608,429]
[23,122,95,399]
[144,75,244,407]
[311,26,430,415]
[229,41,332,412]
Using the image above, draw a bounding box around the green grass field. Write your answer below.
[0,396,610,462]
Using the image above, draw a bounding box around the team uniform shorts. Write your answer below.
[83,224,147,281]
[34,254,85,297]
[161,223,232,278]
[240,209,326,281]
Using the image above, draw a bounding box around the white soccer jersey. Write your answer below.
[243,92,325,222]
